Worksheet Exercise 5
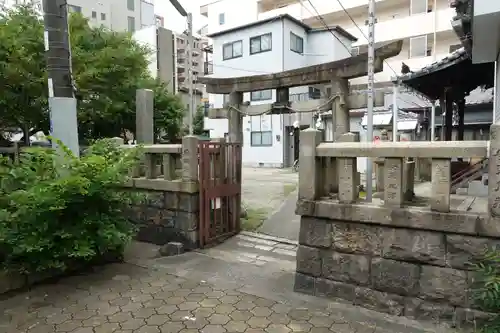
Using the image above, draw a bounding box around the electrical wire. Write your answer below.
[303,0,426,109]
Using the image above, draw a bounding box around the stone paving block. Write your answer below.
[0,261,470,333]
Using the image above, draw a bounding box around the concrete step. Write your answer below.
[197,233,297,271]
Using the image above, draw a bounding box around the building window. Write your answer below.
[219,13,225,25]
[127,16,135,32]
[350,47,359,56]
[251,131,273,147]
[250,90,272,101]
[223,94,230,105]
[68,5,81,13]
[410,0,427,15]
[409,35,428,58]
[250,33,272,55]
[91,11,97,18]
[290,32,303,54]
[449,44,462,53]
[127,0,135,11]
[222,40,243,60]
[101,13,106,20]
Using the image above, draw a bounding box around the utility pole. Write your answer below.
[366,0,376,201]
[42,0,79,156]
[187,13,194,135]
[168,0,194,134]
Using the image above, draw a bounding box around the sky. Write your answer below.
[154,0,208,34]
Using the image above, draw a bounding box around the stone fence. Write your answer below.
[295,127,500,327]
[0,137,202,249]
[121,136,200,248]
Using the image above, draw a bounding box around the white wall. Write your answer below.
[132,26,158,79]
[206,0,258,35]
[242,114,284,167]
[307,31,353,66]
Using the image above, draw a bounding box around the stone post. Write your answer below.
[375,159,385,192]
[182,135,199,182]
[488,124,500,217]
[227,92,243,144]
[431,158,451,212]
[322,157,338,196]
[384,158,404,207]
[136,89,154,144]
[163,153,176,180]
[298,128,323,200]
[403,160,415,201]
[331,79,350,141]
[337,133,359,203]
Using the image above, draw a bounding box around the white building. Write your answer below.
[204,14,357,167]
[200,0,461,87]
[1,0,155,32]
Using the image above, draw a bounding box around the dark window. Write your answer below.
[290,32,303,54]
[92,11,97,18]
[219,13,225,25]
[68,5,81,13]
[449,44,462,53]
[251,131,273,146]
[127,0,135,11]
[223,40,243,60]
[101,13,106,20]
[127,16,135,32]
[250,90,272,101]
[250,33,272,54]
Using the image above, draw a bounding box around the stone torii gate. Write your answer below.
[199,40,403,143]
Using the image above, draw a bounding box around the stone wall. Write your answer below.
[294,206,499,328]
[126,190,199,249]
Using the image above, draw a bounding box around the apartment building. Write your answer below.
[200,0,460,88]
[133,26,208,125]
[203,14,356,167]
[1,0,155,32]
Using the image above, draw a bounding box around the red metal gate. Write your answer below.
[199,141,242,248]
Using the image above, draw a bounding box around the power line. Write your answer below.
[303,0,425,109]
[331,0,399,77]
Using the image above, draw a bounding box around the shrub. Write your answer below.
[0,139,141,274]
[473,249,500,333]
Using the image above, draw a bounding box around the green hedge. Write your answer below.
[0,139,142,275]
[474,249,500,333]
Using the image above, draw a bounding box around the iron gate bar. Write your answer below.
[198,141,242,248]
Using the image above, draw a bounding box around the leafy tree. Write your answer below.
[0,4,48,144]
[0,4,185,144]
[151,80,185,143]
[69,14,151,142]
[193,105,206,136]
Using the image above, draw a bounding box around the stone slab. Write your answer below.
[431,159,451,212]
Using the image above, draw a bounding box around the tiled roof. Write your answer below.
[394,48,469,83]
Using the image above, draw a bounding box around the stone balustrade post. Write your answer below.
[488,124,500,217]
[403,160,416,201]
[431,158,451,212]
[337,133,359,203]
[182,136,199,182]
[163,153,176,180]
[144,153,157,179]
[298,128,323,200]
[322,157,338,196]
[384,158,404,207]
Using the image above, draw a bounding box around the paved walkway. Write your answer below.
[0,236,457,333]
[242,168,297,216]
[258,193,300,241]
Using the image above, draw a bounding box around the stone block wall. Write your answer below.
[126,190,199,249]
[294,214,499,327]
